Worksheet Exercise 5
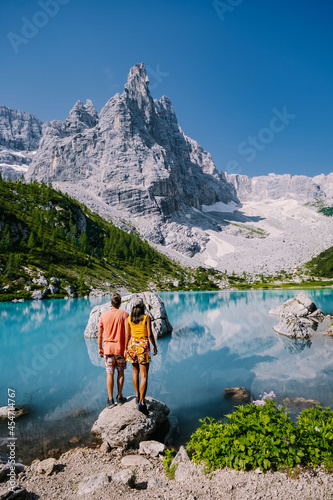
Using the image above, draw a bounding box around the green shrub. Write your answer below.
[297,406,333,466]
[186,400,302,471]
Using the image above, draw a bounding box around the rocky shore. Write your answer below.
[1,395,332,499]
[2,442,332,499]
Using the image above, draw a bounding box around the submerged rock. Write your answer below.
[84,291,172,340]
[223,387,252,402]
[91,397,170,449]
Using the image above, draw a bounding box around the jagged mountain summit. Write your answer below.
[26,63,238,254]
[0,105,45,180]
[1,63,333,274]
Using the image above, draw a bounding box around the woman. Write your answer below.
[125,297,158,415]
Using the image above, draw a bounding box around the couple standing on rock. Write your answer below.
[98,293,158,415]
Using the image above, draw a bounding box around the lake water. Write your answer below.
[1,289,333,463]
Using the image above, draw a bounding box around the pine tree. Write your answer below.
[27,232,36,251]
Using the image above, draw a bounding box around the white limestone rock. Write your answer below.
[0,105,45,180]
[77,473,109,495]
[91,397,170,449]
[138,440,166,457]
[31,289,48,300]
[269,293,317,317]
[37,458,56,476]
[273,313,311,339]
[84,291,172,340]
[26,63,238,257]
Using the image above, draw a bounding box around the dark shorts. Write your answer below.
[104,354,127,372]
[126,338,151,365]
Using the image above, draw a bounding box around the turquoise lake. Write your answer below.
[1,289,333,463]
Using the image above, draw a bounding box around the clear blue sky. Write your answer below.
[0,0,332,177]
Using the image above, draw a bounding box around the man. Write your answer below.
[98,293,129,408]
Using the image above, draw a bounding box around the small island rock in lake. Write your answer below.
[91,397,170,449]
[269,292,332,339]
[84,291,172,340]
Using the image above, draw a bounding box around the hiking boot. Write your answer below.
[116,395,126,406]
[107,398,116,409]
[135,394,140,404]
[138,402,149,416]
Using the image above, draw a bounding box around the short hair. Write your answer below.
[111,293,121,308]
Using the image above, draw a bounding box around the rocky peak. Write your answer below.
[124,63,155,127]
[65,99,99,133]
[84,99,98,120]
[0,105,44,151]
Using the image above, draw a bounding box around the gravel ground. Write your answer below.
[4,445,333,500]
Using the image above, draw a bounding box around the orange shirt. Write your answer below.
[98,308,129,355]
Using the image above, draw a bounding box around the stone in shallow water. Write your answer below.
[91,397,170,449]
[223,387,252,402]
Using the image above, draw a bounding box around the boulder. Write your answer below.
[121,455,151,467]
[31,289,48,300]
[138,440,166,457]
[91,397,170,449]
[273,313,311,339]
[0,463,24,482]
[270,293,331,339]
[84,291,172,340]
[112,469,135,487]
[223,387,252,402]
[269,293,317,317]
[0,485,27,499]
[50,277,60,285]
[171,445,190,466]
[77,473,109,496]
[0,407,28,421]
[37,458,56,476]
[48,285,59,295]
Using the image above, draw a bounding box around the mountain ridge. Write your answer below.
[0,63,333,275]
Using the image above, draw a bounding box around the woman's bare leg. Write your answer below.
[132,362,140,398]
[139,363,149,404]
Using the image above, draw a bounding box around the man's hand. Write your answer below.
[153,346,158,356]
[99,348,104,358]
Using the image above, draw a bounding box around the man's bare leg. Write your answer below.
[106,370,114,400]
[117,370,125,398]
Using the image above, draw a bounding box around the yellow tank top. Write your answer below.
[128,314,148,338]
